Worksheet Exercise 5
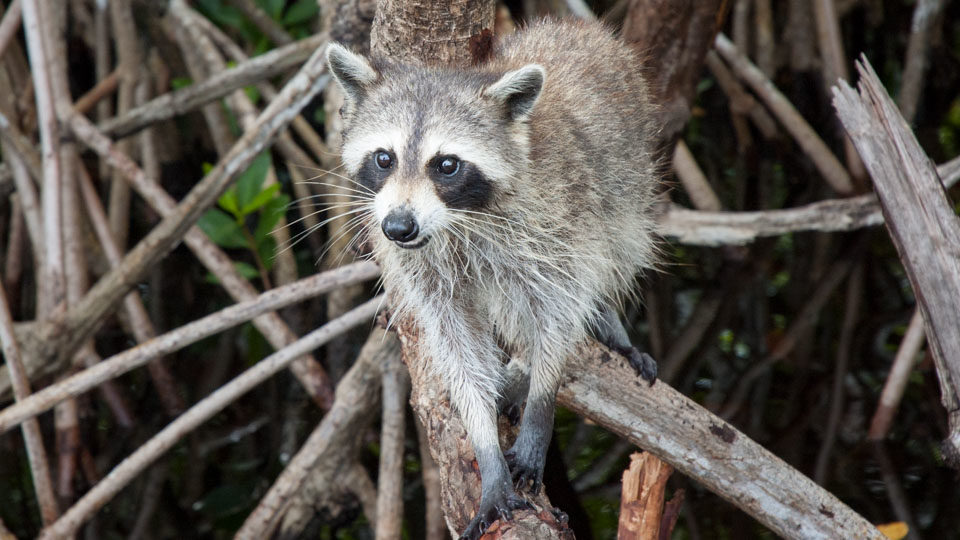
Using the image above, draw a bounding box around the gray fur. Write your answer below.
[327,18,660,539]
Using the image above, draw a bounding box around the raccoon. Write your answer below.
[326,18,660,539]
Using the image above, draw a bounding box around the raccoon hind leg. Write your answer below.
[593,303,657,383]
[496,358,529,426]
[504,336,566,494]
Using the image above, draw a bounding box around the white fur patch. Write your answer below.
[421,132,516,183]
[341,128,406,175]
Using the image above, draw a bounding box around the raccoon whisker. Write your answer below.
[296,170,377,195]
[297,180,375,197]
[280,206,372,257]
[315,214,374,267]
[279,204,373,238]
[330,220,374,268]
[290,193,373,205]
[447,216,598,310]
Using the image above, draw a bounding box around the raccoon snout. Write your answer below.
[382,209,420,245]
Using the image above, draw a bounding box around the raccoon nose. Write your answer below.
[382,209,419,242]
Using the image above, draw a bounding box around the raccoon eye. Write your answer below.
[374,150,393,170]
[437,156,460,176]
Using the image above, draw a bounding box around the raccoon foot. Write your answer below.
[592,305,657,384]
[504,444,546,493]
[621,346,657,385]
[458,490,531,540]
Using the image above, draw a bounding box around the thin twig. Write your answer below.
[72,68,118,115]
[22,0,65,316]
[228,0,293,46]
[0,261,379,434]
[672,140,722,211]
[811,0,867,183]
[867,309,926,441]
[0,282,60,524]
[236,329,400,539]
[814,262,863,484]
[375,351,410,540]
[898,0,945,124]
[97,32,328,139]
[415,416,446,540]
[37,297,384,539]
[714,33,854,195]
[0,0,22,61]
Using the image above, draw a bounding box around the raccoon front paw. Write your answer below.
[623,347,657,385]
[458,491,531,540]
[504,446,545,493]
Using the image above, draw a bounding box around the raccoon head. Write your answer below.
[326,43,545,251]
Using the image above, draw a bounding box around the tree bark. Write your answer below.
[833,57,960,467]
[622,0,730,142]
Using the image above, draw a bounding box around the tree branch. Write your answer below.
[558,342,885,539]
[0,262,379,434]
[833,57,960,466]
[37,297,383,539]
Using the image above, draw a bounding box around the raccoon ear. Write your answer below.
[484,64,545,121]
[326,42,378,103]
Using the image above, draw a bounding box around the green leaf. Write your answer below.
[241,183,281,215]
[217,188,240,218]
[255,193,290,241]
[243,85,261,104]
[282,0,319,26]
[198,209,248,249]
[235,152,272,215]
[171,77,193,90]
[257,0,285,20]
[234,261,260,279]
[257,236,278,271]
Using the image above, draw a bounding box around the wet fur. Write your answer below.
[327,18,659,538]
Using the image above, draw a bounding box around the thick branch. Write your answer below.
[558,342,885,539]
[833,57,960,466]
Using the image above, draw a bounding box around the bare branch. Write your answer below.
[834,58,960,464]
[0,282,59,524]
[37,297,384,539]
[868,309,926,441]
[0,262,379,434]
[97,33,328,139]
[558,343,885,539]
[375,351,410,540]
[236,329,401,539]
[714,32,854,195]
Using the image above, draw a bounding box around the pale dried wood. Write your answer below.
[236,329,400,539]
[559,343,885,540]
[617,452,673,540]
[37,297,383,539]
[833,57,960,466]
[0,262,380,434]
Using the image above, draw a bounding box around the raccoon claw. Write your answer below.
[504,448,544,493]
[458,491,530,540]
[621,347,657,385]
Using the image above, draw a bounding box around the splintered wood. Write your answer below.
[618,452,673,540]
[833,56,960,467]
